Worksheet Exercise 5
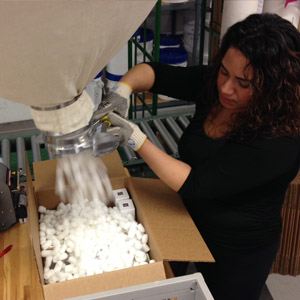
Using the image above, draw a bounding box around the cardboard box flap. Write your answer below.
[33,150,126,192]
[127,177,214,263]
[43,262,166,300]
[25,156,45,284]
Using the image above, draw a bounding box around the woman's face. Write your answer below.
[217,47,253,112]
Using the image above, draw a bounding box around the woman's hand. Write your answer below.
[93,81,132,120]
[107,112,191,192]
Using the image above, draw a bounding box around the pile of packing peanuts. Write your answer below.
[39,152,154,284]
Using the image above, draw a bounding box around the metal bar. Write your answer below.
[165,117,183,142]
[208,0,215,63]
[122,146,138,162]
[136,94,153,116]
[199,0,207,65]
[31,135,42,162]
[65,273,214,300]
[16,137,26,175]
[171,10,176,35]
[139,121,165,152]
[1,139,10,169]
[192,0,202,65]
[131,40,154,62]
[153,119,178,155]
[128,38,133,120]
[178,115,190,129]
[152,0,161,116]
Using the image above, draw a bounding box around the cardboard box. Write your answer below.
[212,0,224,34]
[27,151,214,300]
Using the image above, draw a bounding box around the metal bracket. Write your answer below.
[0,182,17,231]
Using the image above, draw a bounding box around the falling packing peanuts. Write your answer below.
[26,150,214,300]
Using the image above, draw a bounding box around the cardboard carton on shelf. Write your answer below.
[26,150,214,300]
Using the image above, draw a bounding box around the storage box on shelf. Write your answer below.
[27,151,214,300]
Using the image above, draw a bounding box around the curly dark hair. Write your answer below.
[207,13,300,140]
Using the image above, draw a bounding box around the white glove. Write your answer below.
[107,112,147,151]
[93,81,132,120]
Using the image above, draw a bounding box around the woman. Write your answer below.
[97,13,300,300]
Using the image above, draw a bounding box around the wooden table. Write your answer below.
[0,222,43,300]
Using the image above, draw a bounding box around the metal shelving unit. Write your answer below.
[128,0,203,120]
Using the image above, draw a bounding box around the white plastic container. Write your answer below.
[137,28,154,64]
[106,28,153,91]
[158,47,188,101]
[263,0,300,28]
[85,70,104,110]
[159,33,181,49]
[106,43,129,91]
[183,10,210,65]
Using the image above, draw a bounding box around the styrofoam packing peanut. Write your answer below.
[54,261,63,273]
[65,240,74,249]
[59,244,67,254]
[135,229,142,240]
[52,248,60,255]
[39,223,47,232]
[52,238,60,248]
[38,206,47,213]
[137,223,145,233]
[46,228,55,235]
[55,209,64,216]
[57,232,67,240]
[64,264,73,273]
[41,239,53,250]
[66,247,72,253]
[149,259,156,263]
[53,253,61,263]
[66,274,73,280]
[41,250,52,257]
[40,232,46,239]
[57,272,67,282]
[142,243,150,253]
[134,240,142,250]
[68,256,77,264]
[126,213,135,221]
[128,225,137,239]
[57,202,67,211]
[45,235,55,242]
[141,234,148,244]
[55,224,64,231]
[127,239,135,248]
[71,266,78,274]
[44,209,55,215]
[74,247,81,258]
[47,277,55,284]
[42,218,51,224]
[135,250,147,263]
[44,269,55,280]
[45,256,53,269]
[128,246,136,257]
[59,253,68,261]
